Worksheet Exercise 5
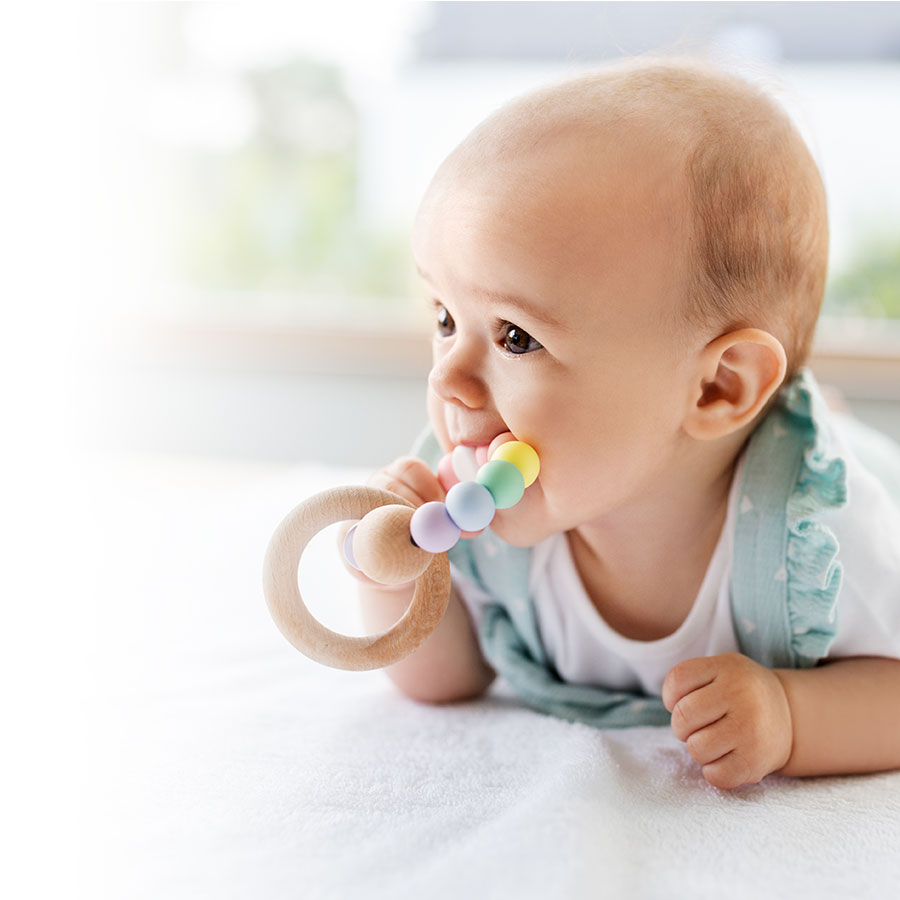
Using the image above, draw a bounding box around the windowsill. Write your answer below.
[106,312,900,398]
[809,315,900,399]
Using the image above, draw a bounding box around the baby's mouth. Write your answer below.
[486,431,518,456]
[452,431,517,464]
[441,430,524,535]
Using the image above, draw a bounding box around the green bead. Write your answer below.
[491,440,540,487]
[475,459,525,509]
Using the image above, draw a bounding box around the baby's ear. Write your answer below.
[682,328,787,441]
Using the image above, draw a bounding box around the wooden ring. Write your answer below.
[262,486,451,671]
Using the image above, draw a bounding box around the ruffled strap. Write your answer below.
[731,368,848,668]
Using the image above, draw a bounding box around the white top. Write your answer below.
[453,421,900,697]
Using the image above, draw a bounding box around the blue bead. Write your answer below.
[445,481,496,532]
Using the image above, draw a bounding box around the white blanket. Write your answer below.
[90,456,900,899]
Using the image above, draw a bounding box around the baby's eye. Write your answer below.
[435,303,455,337]
[501,323,543,355]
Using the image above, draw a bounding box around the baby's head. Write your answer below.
[413,57,828,545]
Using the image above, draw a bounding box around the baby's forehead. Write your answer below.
[415,111,694,321]
[426,116,691,240]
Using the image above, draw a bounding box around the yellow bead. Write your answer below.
[489,441,540,487]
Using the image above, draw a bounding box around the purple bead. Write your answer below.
[410,501,461,553]
[445,481,496,532]
[343,523,360,570]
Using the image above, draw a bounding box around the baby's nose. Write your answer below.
[428,344,489,410]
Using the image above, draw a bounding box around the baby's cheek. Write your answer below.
[489,481,555,547]
[426,393,452,454]
[541,459,610,525]
[490,512,546,547]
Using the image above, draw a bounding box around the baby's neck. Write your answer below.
[567,455,737,642]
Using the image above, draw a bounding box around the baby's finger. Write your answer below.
[701,749,754,790]
[662,656,719,712]
[684,715,739,766]
[368,456,445,507]
[669,682,729,742]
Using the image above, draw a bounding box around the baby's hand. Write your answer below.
[368,456,485,539]
[661,652,793,790]
[336,457,445,590]
[367,456,445,508]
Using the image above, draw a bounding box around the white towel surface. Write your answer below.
[87,455,900,900]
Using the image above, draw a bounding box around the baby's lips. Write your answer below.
[437,452,460,493]
[487,431,517,459]
[476,431,517,465]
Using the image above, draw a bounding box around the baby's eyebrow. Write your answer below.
[416,265,572,334]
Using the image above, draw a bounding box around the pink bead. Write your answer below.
[475,445,490,466]
[410,501,461,553]
[437,453,460,492]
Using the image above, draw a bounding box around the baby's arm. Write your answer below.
[356,578,496,703]
[342,456,495,704]
[662,653,900,788]
[774,656,900,777]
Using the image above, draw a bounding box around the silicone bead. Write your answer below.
[490,441,540,487]
[437,453,460,492]
[451,445,479,482]
[445,481,496,532]
[343,523,361,570]
[476,459,525,509]
[475,445,490,466]
[410,501,462,553]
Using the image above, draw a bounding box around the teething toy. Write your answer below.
[262,439,540,671]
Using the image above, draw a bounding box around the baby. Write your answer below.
[352,56,900,789]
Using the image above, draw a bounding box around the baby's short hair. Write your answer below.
[448,56,829,380]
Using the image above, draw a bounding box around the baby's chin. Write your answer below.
[485,505,550,548]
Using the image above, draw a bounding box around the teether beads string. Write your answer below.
[346,440,539,581]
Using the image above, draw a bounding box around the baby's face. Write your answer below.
[414,133,699,546]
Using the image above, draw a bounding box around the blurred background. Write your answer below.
[37,8,900,893]
[84,0,900,466]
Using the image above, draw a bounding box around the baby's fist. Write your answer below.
[662,652,793,790]
[367,456,445,509]
[369,455,485,540]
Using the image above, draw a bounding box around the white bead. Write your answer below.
[451,445,479,482]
